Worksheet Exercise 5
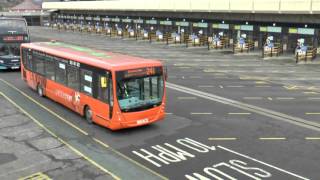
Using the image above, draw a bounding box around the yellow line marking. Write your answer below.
[267,97,273,101]
[18,172,52,180]
[255,85,271,88]
[208,138,237,141]
[303,91,319,95]
[93,138,110,148]
[0,79,88,136]
[305,137,320,140]
[0,92,120,180]
[305,112,320,115]
[283,86,299,90]
[255,81,268,84]
[228,112,251,115]
[0,79,168,180]
[259,137,286,140]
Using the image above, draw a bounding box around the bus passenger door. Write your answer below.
[93,72,112,126]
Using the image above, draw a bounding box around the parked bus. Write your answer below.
[20,42,166,130]
[0,17,29,70]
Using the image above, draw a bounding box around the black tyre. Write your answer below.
[85,106,93,124]
[37,85,44,97]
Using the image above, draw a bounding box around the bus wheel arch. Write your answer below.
[84,105,93,124]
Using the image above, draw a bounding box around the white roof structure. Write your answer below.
[42,0,320,14]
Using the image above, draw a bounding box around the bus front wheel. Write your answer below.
[84,106,93,124]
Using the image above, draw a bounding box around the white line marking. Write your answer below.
[218,145,310,180]
[178,97,197,100]
[305,137,320,140]
[227,85,245,88]
[165,113,173,115]
[189,76,202,79]
[307,97,320,100]
[208,138,237,141]
[198,85,214,88]
[190,112,213,115]
[256,85,272,88]
[305,112,320,115]
[243,97,263,100]
[259,137,286,140]
[276,97,295,100]
[228,112,251,115]
[219,85,224,89]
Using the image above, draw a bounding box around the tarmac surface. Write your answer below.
[1,26,320,179]
[0,94,113,180]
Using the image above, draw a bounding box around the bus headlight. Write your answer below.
[0,60,4,64]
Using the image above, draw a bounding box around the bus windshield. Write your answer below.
[0,44,20,56]
[116,68,164,112]
[0,19,28,34]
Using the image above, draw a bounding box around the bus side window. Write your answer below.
[55,61,67,85]
[67,65,80,91]
[33,51,45,75]
[80,68,93,96]
[45,55,55,81]
[97,73,109,103]
[22,48,27,67]
[26,49,32,70]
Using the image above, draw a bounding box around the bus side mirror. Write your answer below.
[164,66,168,81]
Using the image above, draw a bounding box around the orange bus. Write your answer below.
[20,41,166,130]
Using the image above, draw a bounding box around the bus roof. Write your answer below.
[21,42,163,71]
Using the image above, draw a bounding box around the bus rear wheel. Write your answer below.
[85,106,93,124]
[37,85,44,97]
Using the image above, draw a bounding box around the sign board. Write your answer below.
[260,26,282,33]
[240,25,253,31]
[212,24,229,29]
[133,19,144,24]
[122,19,132,23]
[175,22,189,27]
[111,18,120,22]
[93,17,100,21]
[289,28,314,35]
[146,20,157,24]
[160,21,172,26]
[102,17,111,22]
[193,22,208,28]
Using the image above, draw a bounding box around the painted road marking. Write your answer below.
[165,112,173,115]
[178,97,197,100]
[198,85,214,88]
[167,82,320,132]
[305,137,320,140]
[218,145,309,180]
[307,97,320,100]
[256,81,269,84]
[190,112,213,115]
[226,85,244,88]
[256,85,272,88]
[228,112,251,115]
[19,172,51,180]
[208,138,237,141]
[259,137,287,140]
[303,92,319,95]
[0,92,121,180]
[243,97,263,100]
[189,76,202,79]
[305,112,320,115]
[276,97,295,100]
[219,85,224,89]
[0,80,168,180]
[267,97,273,101]
[0,79,88,136]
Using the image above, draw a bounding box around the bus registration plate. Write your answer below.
[137,118,149,125]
